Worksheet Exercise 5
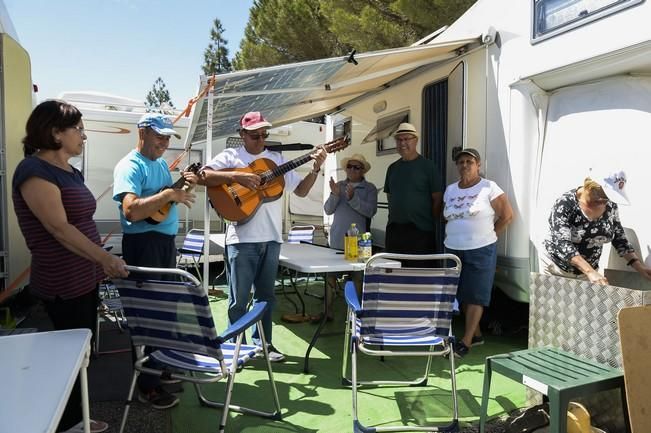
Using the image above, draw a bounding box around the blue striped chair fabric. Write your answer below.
[177,229,205,283]
[278,225,318,310]
[287,225,315,244]
[356,272,458,345]
[113,266,281,433]
[343,253,462,433]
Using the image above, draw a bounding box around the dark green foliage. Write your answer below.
[233,0,477,69]
[202,18,233,75]
[145,77,174,112]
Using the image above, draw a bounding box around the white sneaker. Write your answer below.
[61,419,109,433]
[257,344,285,362]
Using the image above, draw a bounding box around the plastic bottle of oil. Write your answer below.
[344,223,359,261]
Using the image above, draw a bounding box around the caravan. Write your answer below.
[64,91,327,252]
[332,0,651,302]
[0,1,33,295]
[188,0,651,303]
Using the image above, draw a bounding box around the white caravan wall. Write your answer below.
[534,75,651,270]
[337,51,488,245]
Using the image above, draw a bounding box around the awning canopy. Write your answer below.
[187,36,481,144]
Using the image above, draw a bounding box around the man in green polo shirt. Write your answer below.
[383,122,442,255]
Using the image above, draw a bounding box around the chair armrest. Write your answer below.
[344,281,361,313]
[219,301,268,343]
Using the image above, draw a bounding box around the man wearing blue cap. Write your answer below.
[112,113,197,409]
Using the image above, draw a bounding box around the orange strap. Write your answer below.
[172,75,217,123]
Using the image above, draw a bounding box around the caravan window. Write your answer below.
[364,110,409,156]
[532,0,643,42]
[333,118,351,141]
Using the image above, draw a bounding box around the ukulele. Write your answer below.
[207,136,350,224]
[146,162,202,225]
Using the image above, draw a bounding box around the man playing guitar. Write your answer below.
[197,111,326,362]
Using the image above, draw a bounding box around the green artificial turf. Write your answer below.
[171,280,528,432]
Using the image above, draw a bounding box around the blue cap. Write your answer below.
[137,113,181,139]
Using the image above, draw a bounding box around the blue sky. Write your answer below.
[4,0,253,107]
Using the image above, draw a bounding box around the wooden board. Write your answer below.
[617,306,651,433]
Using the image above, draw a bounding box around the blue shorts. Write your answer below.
[446,243,497,307]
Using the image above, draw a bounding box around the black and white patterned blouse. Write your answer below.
[543,188,634,274]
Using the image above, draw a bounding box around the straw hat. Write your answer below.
[341,154,371,174]
[392,122,419,138]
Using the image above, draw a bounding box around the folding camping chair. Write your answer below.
[277,225,317,314]
[94,279,127,355]
[285,225,322,299]
[113,266,282,433]
[342,253,462,433]
[177,229,205,283]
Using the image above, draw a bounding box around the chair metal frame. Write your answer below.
[94,279,127,355]
[342,253,462,433]
[114,266,282,433]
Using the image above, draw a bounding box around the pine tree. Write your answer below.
[202,18,232,75]
[233,0,348,70]
[145,77,175,113]
[234,0,477,68]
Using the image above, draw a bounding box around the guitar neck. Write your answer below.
[170,176,187,189]
[261,153,313,184]
[257,136,348,184]
[169,163,201,189]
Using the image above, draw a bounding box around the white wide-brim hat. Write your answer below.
[593,169,629,205]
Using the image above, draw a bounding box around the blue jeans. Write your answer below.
[226,241,280,345]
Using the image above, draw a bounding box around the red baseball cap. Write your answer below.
[239,111,272,130]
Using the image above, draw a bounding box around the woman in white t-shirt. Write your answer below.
[443,148,513,358]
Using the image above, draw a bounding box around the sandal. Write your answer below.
[310,312,334,324]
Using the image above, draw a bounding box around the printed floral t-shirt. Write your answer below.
[543,188,634,274]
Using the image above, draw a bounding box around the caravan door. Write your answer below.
[421,62,465,252]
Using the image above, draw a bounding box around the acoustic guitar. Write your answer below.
[146,162,202,225]
[207,136,349,224]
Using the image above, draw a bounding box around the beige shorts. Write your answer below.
[538,253,588,280]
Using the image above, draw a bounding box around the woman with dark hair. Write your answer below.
[12,100,128,433]
[443,148,513,358]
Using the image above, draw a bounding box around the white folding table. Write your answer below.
[209,234,397,372]
[0,329,92,433]
[277,242,379,372]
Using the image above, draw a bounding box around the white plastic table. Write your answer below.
[210,234,397,372]
[0,329,92,433]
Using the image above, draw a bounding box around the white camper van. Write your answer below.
[330,0,651,302]
[187,0,651,303]
[66,91,328,252]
